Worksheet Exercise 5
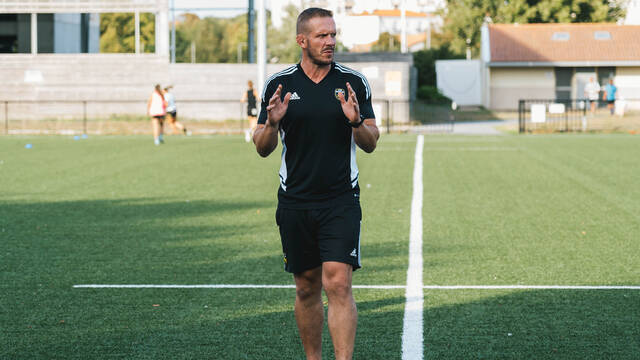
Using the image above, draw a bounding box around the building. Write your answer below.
[481,23,640,110]
[0,13,100,54]
[625,0,640,24]
[269,0,442,52]
[343,9,437,52]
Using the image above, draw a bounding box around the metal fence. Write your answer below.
[410,99,455,133]
[0,98,411,135]
[518,99,640,133]
[1,99,249,135]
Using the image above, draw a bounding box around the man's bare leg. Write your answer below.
[294,267,323,360]
[322,261,357,360]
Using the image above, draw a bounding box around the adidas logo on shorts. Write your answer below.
[350,249,357,257]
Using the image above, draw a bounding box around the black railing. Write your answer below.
[410,100,455,133]
[518,99,640,133]
[518,99,587,133]
[1,99,404,135]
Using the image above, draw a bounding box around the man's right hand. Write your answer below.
[266,84,291,128]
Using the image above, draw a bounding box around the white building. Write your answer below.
[626,0,640,24]
[269,0,442,51]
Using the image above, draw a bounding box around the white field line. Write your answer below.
[402,134,425,360]
[72,284,640,290]
[71,284,404,289]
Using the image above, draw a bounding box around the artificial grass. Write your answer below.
[1,133,638,359]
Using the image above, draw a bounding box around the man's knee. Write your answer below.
[295,268,322,301]
[322,263,353,299]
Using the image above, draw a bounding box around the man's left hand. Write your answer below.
[339,82,360,125]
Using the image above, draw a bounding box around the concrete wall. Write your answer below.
[616,67,640,104]
[0,56,412,123]
[0,54,169,120]
[489,67,555,110]
[168,61,411,123]
[436,59,482,106]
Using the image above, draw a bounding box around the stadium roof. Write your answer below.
[486,23,640,66]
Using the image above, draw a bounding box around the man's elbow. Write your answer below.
[361,144,376,153]
[254,141,276,157]
[256,148,272,157]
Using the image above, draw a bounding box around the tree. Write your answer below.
[267,4,302,63]
[100,13,155,53]
[443,0,626,57]
[413,45,464,88]
[371,32,401,52]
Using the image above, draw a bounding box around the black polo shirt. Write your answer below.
[258,62,375,209]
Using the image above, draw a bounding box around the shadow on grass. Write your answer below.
[423,289,640,359]
[3,287,639,359]
[0,198,280,286]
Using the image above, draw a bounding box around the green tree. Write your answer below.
[267,4,301,63]
[444,0,626,57]
[174,13,249,63]
[413,45,465,87]
[100,13,155,53]
[371,32,401,52]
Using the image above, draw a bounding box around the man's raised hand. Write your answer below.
[266,84,291,128]
[339,82,360,125]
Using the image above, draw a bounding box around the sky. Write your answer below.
[172,0,253,18]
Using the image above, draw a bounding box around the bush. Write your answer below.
[416,85,451,103]
[412,46,464,87]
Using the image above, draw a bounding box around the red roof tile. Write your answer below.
[489,23,640,62]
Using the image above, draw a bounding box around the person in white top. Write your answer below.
[583,77,601,114]
[164,86,188,135]
[147,84,167,145]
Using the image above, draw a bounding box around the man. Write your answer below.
[583,77,600,114]
[602,78,617,115]
[252,8,379,360]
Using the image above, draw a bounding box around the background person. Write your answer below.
[253,7,379,360]
[603,78,617,115]
[583,77,600,114]
[241,80,260,142]
[164,86,188,135]
[147,84,166,145]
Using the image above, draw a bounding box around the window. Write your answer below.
[0,14,31,53]
[594,31,611,40]
[551,32,570,41]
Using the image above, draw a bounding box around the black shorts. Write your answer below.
[607,99,615,105]
[168,111,177,118]
[276,204,362,274]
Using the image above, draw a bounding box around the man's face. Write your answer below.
[298,16,336,65]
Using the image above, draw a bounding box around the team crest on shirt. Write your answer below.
[334,88,345,100]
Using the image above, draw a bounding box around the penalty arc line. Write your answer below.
[402,134,425,360]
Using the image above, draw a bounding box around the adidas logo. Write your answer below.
[350,249,357,257]
[290,92,301,100]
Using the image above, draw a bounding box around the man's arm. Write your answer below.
[352,119,379,153]
[253,84,291,157]
[339,82,378,153]
[253,123,279,157]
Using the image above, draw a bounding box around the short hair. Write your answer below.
[296,7,333,35]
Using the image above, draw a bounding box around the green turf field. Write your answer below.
[1,133,638,359]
